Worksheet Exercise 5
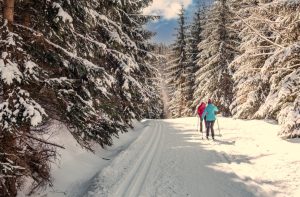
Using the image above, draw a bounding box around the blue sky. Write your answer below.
[145,0,212,44]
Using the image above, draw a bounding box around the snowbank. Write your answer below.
[18,120,146,197]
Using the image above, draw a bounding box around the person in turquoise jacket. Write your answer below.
[202,99,218,140]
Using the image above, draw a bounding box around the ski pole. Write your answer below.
[197,115,199,133]
[201,118,204,140]
[217,118,221,137]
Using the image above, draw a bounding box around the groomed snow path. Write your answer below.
[84,118,300,197]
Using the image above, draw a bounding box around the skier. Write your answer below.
[202,99,218,140]
[197,102,206,133]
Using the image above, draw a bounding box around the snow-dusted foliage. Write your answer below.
[181,6,208,116]
[189,5,207,111]
[166,6,190,117]
[0,0,160,195]
[230,0,300,137]
[0,20,53,196]
[114,0,162,121]
[194,0,237,116]
[253,0,300,138]
[229,0,271,119]
[149,44,170,118]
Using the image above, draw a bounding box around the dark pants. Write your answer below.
[199,117,206,133]
[206,121,215,138]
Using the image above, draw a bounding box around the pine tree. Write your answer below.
[151,44,170,118]
[166,6,189,117]
[0,0,160,195]
[189,5,207,111]
[114,0,162,121]
[253,0,300,138]
[229,0,269,119]
[230,0,299,137]
[194,0,238,116]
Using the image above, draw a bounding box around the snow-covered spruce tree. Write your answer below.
[189,5,207,111]
[144,67,164,119]
[0,0,160,195]
[229,0,271,119]
[252,0,300,138]
[163,47,175,117]
[150,44,170,118]
[12,0,127,149]
[0,1,57,196]
[15,0,160,144]
[166,6,189,117]
[141,45,164,119]
[153,44,173,118]
[113,0,162,120]
[230,0,299,137]
[194,0,238,116]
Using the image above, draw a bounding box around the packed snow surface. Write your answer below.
[22,117,299,197]
[84,117,299,197]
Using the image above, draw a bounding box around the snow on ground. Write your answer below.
[82,117,300,197]
[18,117,299,197]
[18,120,146,197]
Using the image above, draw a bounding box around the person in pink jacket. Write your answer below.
[197,102,206,133]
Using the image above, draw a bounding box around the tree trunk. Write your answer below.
[179,77,184,117]
[23,0,31,27]
[0,132,18,197]
[3,0,15,31]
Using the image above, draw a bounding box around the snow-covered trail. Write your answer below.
[84,117,300,197]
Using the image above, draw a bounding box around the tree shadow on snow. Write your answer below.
[164,122,282,197]
[285,138,300,144]
[213,138,235,145]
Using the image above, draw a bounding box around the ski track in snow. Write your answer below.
[114,121,163,197]
[82,117,300,197]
